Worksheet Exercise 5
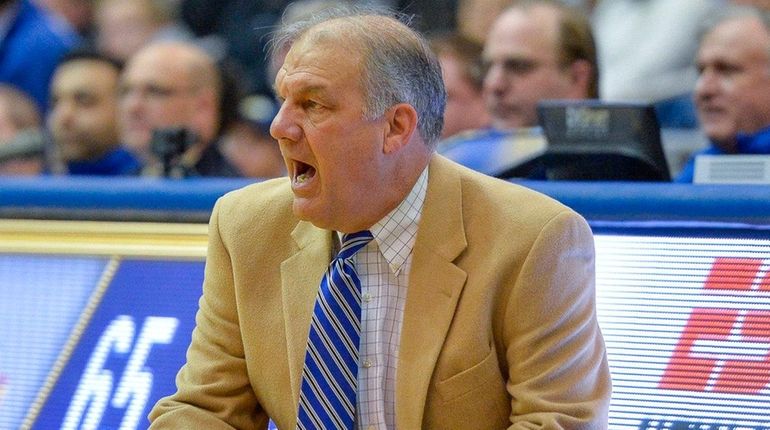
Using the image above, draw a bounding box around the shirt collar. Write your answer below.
[368,167,429,274]
[736,124,770,154]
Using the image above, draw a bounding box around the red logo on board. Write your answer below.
[660,258,770,394]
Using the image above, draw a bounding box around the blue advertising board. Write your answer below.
[27,259,204,430]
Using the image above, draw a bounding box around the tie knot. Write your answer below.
[338,230,373,260]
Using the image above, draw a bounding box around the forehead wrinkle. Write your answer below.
[275,66,333,97]
[276,38,361,95]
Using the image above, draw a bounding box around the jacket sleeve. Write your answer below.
[148,198,269,430]
[505,210,611,429]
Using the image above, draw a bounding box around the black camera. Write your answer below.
[150,127,198,177]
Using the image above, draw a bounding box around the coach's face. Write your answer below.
[270,33,394,233]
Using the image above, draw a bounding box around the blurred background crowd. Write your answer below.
[0,0,768,182]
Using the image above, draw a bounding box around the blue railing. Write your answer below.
[1,176,769,225]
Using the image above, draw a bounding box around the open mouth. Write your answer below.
[293,160,316,185]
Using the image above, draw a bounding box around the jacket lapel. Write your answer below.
[396,155,468,429]
[280,221,333,404]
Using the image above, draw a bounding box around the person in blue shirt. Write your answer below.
[676,6,770,182]
[0,0,80,113]
[48,49,141,176]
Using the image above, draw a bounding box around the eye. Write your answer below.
[145,84,175,98]
[302,99,323,110]
[503,59,537,75]
[74,93,97,107]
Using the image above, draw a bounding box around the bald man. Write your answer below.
[119,41,239,177]
[676,6,770,181]
[483,0,597,129]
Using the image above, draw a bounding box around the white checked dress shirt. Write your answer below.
[345,168,428,430]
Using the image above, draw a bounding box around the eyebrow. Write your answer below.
[274,74,329,98]
[299,86,328,100]
[277,87,331,106]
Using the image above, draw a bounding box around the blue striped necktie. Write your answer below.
[297,230,373,430]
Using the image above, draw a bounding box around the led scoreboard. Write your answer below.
[2,218,770,429]
[594,233,770,429]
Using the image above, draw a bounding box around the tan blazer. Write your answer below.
[149,155,611,429]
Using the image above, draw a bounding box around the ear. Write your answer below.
[567,59,593,98]
[383,103,418,154]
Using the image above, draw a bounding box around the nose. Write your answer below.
[119,87,143,116]
[483,63,508,95]
[269,102,302,142]
[51,101,74,129]
[695,68,719,101]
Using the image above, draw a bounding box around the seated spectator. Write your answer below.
[440,0,598,178]
[0,84,45,175]
[429,32,490,141]
[47,49,141,175]
[676,6,770,182]
[118,41,239,177]
[0,0,81,112]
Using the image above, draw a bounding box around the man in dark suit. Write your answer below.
[149,6,611,429]
[118,41,240,177]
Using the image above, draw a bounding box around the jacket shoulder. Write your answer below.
[454,160,582,230]
[213,177,295,232]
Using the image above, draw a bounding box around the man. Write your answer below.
[48,50,141,175]
[440,0,598,178]
[676,6,770,182]
[149,7,610,429]
[429,32,490,141]
[119,41,239,177]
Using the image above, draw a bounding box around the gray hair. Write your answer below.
[269,5,446,148]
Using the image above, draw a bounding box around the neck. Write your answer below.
[341,152,430,234]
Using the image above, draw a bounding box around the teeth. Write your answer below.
[296,173,308,183]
